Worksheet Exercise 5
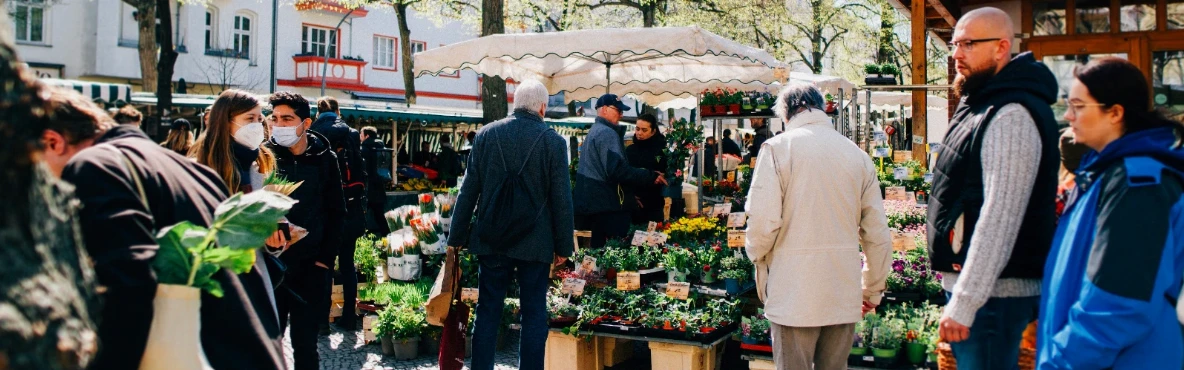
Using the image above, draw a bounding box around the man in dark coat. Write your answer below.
[265,91,346,370]
[626,114,668,224]
[45,89,285,370]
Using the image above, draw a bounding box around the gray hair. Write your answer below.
[773,82,825,121]
[512,79,549,112]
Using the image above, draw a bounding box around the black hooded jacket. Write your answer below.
[266,131,346,267]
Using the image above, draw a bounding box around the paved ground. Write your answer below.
[282,326,522,370]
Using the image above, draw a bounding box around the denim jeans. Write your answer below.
[471,254,551,370]
[946,294,1039,370]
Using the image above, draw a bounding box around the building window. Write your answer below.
[204,8,217,51]
[373,36,395,69]
[1119,0,1155,32]
[302,25,337,58]
[233,13,252,58]
[12,0,47,44]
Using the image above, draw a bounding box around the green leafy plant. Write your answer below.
[154,191,296,297]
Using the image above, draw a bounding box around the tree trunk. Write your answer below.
[481,0,507,124]
[156,0,178,118]
[395,3,417,105]
[133,0,157,93]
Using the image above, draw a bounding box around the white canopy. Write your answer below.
[414,26,782,103]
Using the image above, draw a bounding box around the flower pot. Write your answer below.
[872,347,898,359]
[727,104,741,115]
[667,269,688,283]
[139,284,213,370]
[905,342,927,364]
[380,336,396,355]
[850,346,868,356]
[724,278,742,296]
[391,337,419,360]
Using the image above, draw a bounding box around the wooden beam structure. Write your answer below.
[911,0,928,167]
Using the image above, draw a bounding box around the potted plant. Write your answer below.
[388,307,426,360]
[719,256,752,295]
[662,246,693,283]
[880,63,900,85]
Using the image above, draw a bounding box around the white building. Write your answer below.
[11,0,490,109]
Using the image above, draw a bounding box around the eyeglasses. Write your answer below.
[1066,102,1107,115]
[948,38,1001,52]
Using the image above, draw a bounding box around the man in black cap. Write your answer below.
[574,94,667,248]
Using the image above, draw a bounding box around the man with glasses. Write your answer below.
[926,7,1060,369]
[263,91,346,370]
[574,94,667,248]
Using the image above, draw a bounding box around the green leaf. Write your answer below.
[154,222,206,286]
[202,247,257,274]
[211,191,297,250]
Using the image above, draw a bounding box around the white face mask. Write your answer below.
[233,122,265,149]
[271,125,303,147]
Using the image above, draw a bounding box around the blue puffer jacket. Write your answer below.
[1037,127,1184,369]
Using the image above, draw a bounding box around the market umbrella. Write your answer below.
[413,26,783,98]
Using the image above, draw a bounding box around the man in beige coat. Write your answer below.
[744,82,893,370]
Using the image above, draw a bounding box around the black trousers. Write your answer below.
[276,260,331,370]
[589,211,631,249]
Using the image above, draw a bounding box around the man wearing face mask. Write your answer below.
[264,91,346,370]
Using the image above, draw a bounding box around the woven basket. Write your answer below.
[936,343,1036,370]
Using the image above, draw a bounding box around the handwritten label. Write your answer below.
[632,230,649,246]
[893,151,913,163]
[885,186,908,201]
[666,282,691,300]
[616,272,641,291]
[580,256,598,274]
[727,230,747,248]
[873,147,890,158]
[647,221,658,233]
[561,278,586,296]
[893,167,910,180]
[461,287,479,303]
[913,135,925,145]
[727,212,747,228]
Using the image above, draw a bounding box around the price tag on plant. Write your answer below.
[647,221,658,233]
[923,173,934,183]
[893,167,910,180]
[580,256,598,274]
[727,212,747,228]
[561,278,586,296]
[632,230,649,246]
[885,186,907,201]
[461,287,479,303]
[666,282,691,300]
[727,230,747,248]
[873,147,890,158]
[616,272,641,291]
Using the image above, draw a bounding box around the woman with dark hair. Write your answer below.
[161,118,195,155]
[0,12,99,369]
[1037,57,1184,369]
[191,89,276,193]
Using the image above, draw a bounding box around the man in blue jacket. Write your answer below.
[574,94,667,248]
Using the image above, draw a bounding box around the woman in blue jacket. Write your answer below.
[1038,57,1184,369]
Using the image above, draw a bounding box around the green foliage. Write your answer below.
[154,191,295,297]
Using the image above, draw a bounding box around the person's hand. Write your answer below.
[554,255,568,266]
[265,231,289,250]
[636,196,644,209]
[940,316,970,343]
[654,172,668,186]
[861,300,878,316]
[315,262,331,269]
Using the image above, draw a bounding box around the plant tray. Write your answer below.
[634,323,737,345]
[740,343,773,353]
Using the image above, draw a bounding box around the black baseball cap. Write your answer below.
[595,94,631,112]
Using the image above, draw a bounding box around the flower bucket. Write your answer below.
[850,346,867,356]
[403,254,421,280]
[139,284,213,370]
[724,278,742,296]
[905,342,927,364]
[667,269,688,283]
[392,337,419,360]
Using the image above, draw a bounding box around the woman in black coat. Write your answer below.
[625,114,669,224]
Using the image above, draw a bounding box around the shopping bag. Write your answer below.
[425,245,462,326]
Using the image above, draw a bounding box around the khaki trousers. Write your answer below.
[770,322,855,370]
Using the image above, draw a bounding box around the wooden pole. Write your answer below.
[911,0,928,168]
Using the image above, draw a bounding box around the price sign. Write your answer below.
[580,256,598,274]
[885,186,907,201]
[616,272,641,291]
[561,278,587,296]
[727,230,747,248]
[893,151,913,163]
[713,204,732,217]
[647,221,658,233]
[647,231,667,246]
[666,282,691,300]
[727,212,747,228]
[632,230,649,246]
[461,287,480,303]
[893,167,910,180]
[726,171,736,182]
[873,147,890,158]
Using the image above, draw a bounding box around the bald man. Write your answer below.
[926,7,1060,369]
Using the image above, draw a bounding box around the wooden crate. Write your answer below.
[544,332,598,370]
[649,341,717,370]
[748,358,775,370]
[598,337,634,368]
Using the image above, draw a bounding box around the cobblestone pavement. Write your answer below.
[282,326,521,370]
